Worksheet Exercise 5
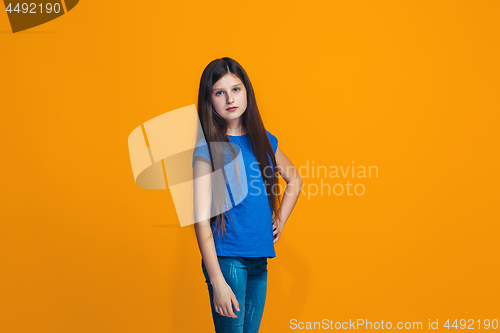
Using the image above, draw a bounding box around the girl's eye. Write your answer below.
[215,87,240,96]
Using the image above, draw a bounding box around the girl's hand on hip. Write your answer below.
[273,217,285,244]
[211,280,240,318]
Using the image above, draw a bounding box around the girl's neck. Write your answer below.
[226,126,246,136]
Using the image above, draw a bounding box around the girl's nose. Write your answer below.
[227,92,234,104]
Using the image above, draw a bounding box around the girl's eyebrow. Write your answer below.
[212,84,242,91]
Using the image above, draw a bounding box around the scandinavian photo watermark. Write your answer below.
[249,160,379,200]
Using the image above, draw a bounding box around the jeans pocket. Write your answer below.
[250,257,268,273]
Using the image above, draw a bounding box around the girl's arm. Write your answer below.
[193,157,225,285]
[193,157,240,318]
[275,147,303,224]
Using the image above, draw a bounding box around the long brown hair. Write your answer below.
[196,57,281,240]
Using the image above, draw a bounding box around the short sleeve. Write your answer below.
[192,139,212,168]
[266,129,278,154]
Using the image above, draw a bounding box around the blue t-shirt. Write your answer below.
[192,129,278,258]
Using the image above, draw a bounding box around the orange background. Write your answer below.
[1,1,499,332]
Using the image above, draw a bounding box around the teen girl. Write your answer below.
[192,57,302,332]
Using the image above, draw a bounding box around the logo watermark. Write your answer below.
[128,105,379,227]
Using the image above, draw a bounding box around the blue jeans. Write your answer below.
[202,256,268,333]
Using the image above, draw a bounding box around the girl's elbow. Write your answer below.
[295,176,303,189]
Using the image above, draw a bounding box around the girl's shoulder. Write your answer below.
[265,129,278,154]
[192,137,211,166]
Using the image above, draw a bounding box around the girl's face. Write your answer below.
[211,73,247,123]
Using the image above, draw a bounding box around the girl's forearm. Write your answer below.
[194,221,225,286]
[276,177,303,224]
